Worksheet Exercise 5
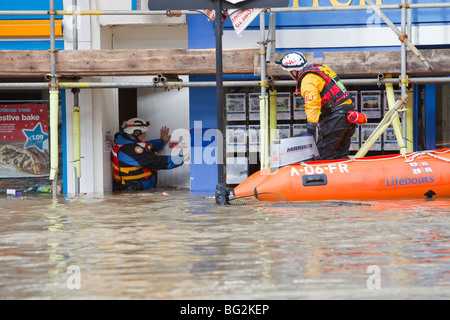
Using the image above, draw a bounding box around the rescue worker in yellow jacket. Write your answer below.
[111,118,188,191]
[276,52,356,160]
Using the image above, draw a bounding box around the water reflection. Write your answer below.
[0,190,449,299]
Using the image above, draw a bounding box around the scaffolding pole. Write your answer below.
[259,10,270,170]
[1,76,450,90]
[49,0,59,199]
[214,0,224,185]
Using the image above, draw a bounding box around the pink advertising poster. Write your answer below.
[0,104,49,177]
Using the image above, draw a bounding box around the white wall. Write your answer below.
[97,0,186,26]
[136,76,190,189]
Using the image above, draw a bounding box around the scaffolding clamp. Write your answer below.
[166,10,182,17]
[377,73,384,88]
[267,76,275,91]
[398,33,408,42]
[399,75,410,88]
[259,79,269,88]
[45,74,59,90]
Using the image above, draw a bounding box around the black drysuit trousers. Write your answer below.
[317,103,357,160]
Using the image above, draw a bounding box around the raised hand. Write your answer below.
[160,126,171,144]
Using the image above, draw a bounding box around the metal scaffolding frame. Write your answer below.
[1,1,449,90]
[1,1,449,197]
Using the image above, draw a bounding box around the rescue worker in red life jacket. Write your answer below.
[111,118,188,191]
[275,52,356,160]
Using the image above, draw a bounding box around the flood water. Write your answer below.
[0,189,449,300]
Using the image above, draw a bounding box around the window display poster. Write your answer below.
[249,93,260,121]
[226,93,246,121]
[0,104,49,177]
[350,126,360,151]
[104,130,113,153]
[293,123,306,137]
[226,125,247,153]
[277,92,291,120]
[293,95,306,120]
[361,91,381,119]
[349,91,359,111]
[361,123,381,151]
[226,157,248,185]
[383,90,401,114]
[248,125,260,152]
[383,127,399,151]
[277,124,291,139]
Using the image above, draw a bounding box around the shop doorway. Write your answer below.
[436,85,450,149]
[118,88,138,128]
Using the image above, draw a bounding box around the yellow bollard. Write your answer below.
[49,90,59,180]
[73,106,81,178]
[269,89,278,146]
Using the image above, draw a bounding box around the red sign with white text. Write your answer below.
[0,104,48,142]
[0,104,49,177]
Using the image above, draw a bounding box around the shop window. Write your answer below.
[0,89,61,192]
[223,84,407,186]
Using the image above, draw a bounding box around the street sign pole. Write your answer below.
[215,0,224,185]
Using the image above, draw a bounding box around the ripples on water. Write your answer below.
[0,189,449,300]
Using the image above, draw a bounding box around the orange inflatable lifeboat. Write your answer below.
[233,149,450,201]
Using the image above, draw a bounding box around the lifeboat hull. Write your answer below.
[233,149,450,201]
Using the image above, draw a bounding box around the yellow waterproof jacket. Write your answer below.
[300,73,353,124]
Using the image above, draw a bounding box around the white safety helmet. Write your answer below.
[122,118,150,135]
[275,52,307,71]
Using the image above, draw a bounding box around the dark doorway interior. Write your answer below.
[118,88,137,129]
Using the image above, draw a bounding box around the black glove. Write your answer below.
[295,121,317,137]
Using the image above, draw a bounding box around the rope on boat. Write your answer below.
[404,150,450,163]
[298,149,450,168]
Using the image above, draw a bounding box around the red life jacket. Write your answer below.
[296,64,351,112]
[111,141,154,185]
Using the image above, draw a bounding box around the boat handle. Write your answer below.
[302,174,328,186]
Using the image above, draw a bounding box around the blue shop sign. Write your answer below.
[222,0,450,28]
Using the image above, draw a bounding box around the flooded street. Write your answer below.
[0,189,449,300]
